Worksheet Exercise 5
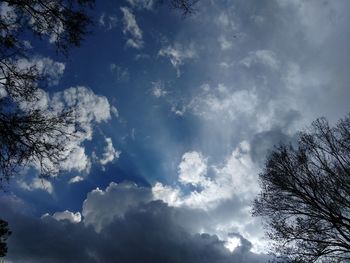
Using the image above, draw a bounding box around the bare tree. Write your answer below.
[253,114,350,262]
[0,0,93,181]
[0,0,200,183]
[161,0,199,15]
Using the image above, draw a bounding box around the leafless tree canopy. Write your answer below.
[0,0,93,181]
[253,114,350,262]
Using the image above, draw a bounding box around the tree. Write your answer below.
[253,114,350,262]
[0,219,11,258]
[0,0,94,182]
[161,0,199,15]
[0,0,200,183]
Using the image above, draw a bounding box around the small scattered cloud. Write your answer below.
[98,12,118,30]
[158,43,197,76]
[68,176,84,184]
[151,81,167,98]
[110,63,130,82]
[127,0,154,10]
[99,137,121,166]
[120,7,144,49]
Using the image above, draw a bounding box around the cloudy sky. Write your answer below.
[1,0,350,262]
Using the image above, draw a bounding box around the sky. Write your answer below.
[1,0,350,262]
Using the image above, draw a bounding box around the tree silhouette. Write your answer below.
[0,0,94,182]
[253,114,350,262]
[0,219,10,258]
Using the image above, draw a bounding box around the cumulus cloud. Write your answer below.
[178,151,208,186]
[15,86,116,182]
[12,56,65,86]
[82,182,152,232]
[121,7,144,49]
[42,210,82,223]
[1,190,270,263]
[153,142,258,210]
[158,43,197,76]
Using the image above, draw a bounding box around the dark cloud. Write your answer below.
[1,195,270,263]
[250,128,297,165]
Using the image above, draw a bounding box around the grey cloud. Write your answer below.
[249,128,297,165]
[1,190,270,263]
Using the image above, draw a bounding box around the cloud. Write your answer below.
[110,63,130,82]
[1,190,270,263]
[187,83,258,121]
[82,182,152,232]
[8,56,65,88]
[152,142,259,210]
[42,210,82,223]
[178,151,208,186]
[127,0,154,10]
[158,43,197,76]
[98,12,118,30]
[68,176,84,184]
[18,178,53,194]
[120,7,144,49]
[218,35,233,50]
[151,80,167,98]
[240,50,279,70]
[99,137,121,166]
[16,86,116,183]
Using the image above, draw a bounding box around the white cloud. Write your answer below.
[69,176,84,184]
[20,86,116,177]
[178,151,208,186]
[151,81,167,98]
[82,182,152,232]
[120,7,144,49]
[19,178,53,194]
[240,50,279,70]
[100,137,121,166]
[127,0,154,10]
[98,13,118,30]
[158,43,197,76]
[15,56,65,86]
[152,142,258,210]
[59,146,91,173]
[188,83,258,121]
[42,210,82,223]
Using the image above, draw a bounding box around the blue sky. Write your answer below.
[1,0,350,262]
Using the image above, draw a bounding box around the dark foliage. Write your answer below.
[0,219,11,257]
[253,114,350,262]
